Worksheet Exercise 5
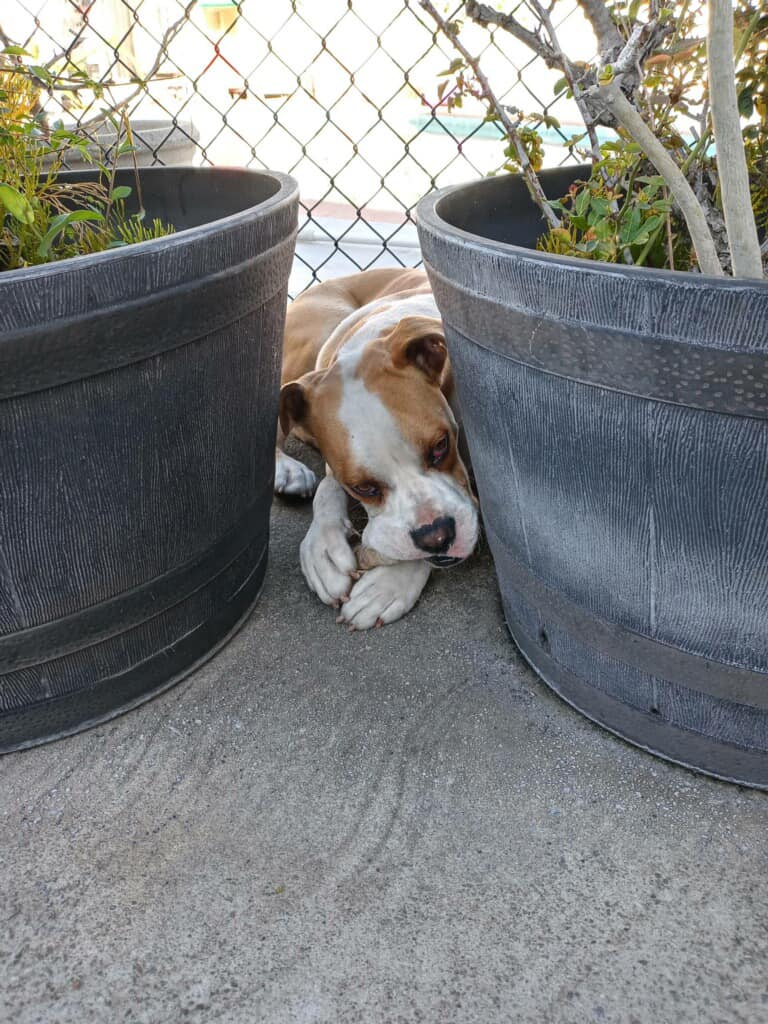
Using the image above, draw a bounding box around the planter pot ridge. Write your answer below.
[0,167,298,752]
[417,167,768,787]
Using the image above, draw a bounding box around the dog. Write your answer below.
[275,267,479,630]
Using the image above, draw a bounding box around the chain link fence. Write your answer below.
[3,0,592,293]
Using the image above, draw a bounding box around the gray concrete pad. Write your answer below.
[2,447,767,1024]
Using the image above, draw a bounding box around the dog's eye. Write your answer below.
[350,481,382,499]
[428,434,450,466]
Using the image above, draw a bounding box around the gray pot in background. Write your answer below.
[56,118,201,169]
[417,167,768,789]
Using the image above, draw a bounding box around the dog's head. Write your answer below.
[280,314,478,566]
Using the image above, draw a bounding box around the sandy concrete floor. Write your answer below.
[2,450,767,1024]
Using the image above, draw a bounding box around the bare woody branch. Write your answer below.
[574,0,623,56]
[525,0,600,156]
[465,1,561,67]
[419,0,560,229]
[1,7,192,133]
[525,0,633,264]
[76,4,194,130]
[707,0,763,279]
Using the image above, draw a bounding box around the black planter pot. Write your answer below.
[0,167,298,752]
[417,167,768,788]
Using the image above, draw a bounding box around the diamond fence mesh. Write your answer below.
[3,0,592,294]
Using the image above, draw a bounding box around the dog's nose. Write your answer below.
[410,515,456,554]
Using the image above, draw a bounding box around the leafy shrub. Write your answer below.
[0,45,173,273]
[421,0,767,278]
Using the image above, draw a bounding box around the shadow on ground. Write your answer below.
[2,447,767,1024]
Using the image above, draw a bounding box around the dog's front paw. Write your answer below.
[337,560,431,630]
[275,450,317,499]
[300,519,358,607]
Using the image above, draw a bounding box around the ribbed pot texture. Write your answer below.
[0,167,298,751]
[417,167,768,788]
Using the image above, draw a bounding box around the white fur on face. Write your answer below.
[335,358,478,564]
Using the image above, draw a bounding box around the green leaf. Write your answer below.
[738,87,754,118]
[2,45,32,56]
[37,209,104,258]
[592,217,613,239]
[553,76,568,95]
[642,214,665,235]
[29,64,53,83]
[110,185,132,200]
[0,183,35,224]
[438,58,465,76]
[621,207,641,242]
[574,189,591,217]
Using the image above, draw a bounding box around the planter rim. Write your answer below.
[0,166,298,285]
[416,172,768,293]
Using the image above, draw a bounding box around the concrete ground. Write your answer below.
[2,443,767,1024]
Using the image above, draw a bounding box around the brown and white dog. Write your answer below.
[276,267,479,630]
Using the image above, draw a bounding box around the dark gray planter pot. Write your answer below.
[0,166,298,752]
[417,167,768,788]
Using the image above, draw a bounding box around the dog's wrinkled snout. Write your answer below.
[410,515,456,554]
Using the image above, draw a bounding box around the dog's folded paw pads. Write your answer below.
[300,522,357,606]
[336,561,431,630]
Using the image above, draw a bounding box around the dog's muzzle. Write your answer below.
[426,554,463,569]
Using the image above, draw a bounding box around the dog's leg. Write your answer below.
[299,472,358,606]
[274,447,317,499]
[336,560,431,630]
[274,420,317,499]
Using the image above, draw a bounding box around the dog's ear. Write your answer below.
[387,316,447,385]
[280,367,326,437]
[279,380,308,437]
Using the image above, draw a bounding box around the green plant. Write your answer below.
[0,45,173,273]
[420,0,767,279]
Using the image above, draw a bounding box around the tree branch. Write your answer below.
[707,0,763,279]
[464,1,561,68]
[526,0,599,156]
[527,0,633,264]
[574,0,623,57]
[419,0,560,229]
[610,22,648,75]
[75,4,193,130]
[590,78,723,276]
